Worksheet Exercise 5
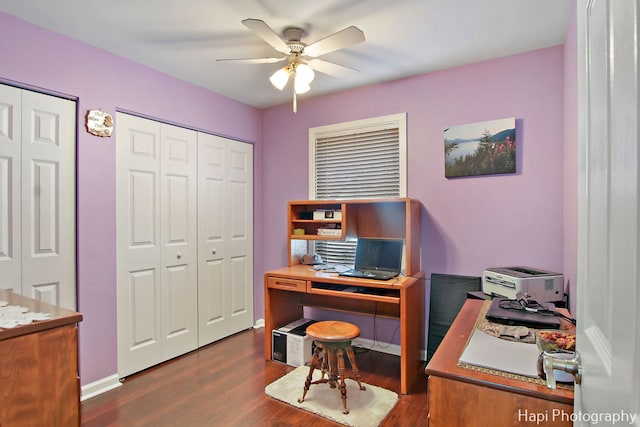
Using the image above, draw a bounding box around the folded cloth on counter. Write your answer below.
[0,301,50,329]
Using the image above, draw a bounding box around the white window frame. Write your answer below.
[308,113,407,199]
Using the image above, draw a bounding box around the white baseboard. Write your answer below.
[254,318,265,328]
[81,374,122,401]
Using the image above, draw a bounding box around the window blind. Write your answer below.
[309,114,405,264]
[315,128,401,199]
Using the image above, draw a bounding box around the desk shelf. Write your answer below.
[301,298,401,319]
[289,234,345,241]
[287,198,422,276]
[306,281,401,318]
[289,202,346,239]
[309,282,400,304]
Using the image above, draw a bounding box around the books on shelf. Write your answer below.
[313,209,342,220]
[317,228,342,236]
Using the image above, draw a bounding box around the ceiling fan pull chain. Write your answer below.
[293,90,297,113]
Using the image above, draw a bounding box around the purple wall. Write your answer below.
[260,46,567,343]
[1,9,578,387]
[0,12,263,386]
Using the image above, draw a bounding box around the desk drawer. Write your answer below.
[267,277,308,292]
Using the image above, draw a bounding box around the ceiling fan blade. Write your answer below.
[242,19,290,53]
[216,56,286,64]
[304,26,365,58]
[308,58,360,77]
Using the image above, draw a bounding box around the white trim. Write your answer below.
[80,374,122,401]
[254,318,265,329]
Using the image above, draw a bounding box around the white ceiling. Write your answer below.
[0,0,572,109]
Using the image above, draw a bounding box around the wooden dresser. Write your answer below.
[425,299,574,427]
[0,290,83,427]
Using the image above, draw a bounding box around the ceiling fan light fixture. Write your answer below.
[269,67,290,90]
[224,19,365,113]
[295,63,315,84]
[294,77,311,94]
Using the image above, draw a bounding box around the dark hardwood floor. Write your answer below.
[81,328,429,426]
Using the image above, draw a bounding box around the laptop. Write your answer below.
[486,298,561,329]
[338,238,403,280]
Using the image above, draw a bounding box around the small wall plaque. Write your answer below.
[86,109,113,137]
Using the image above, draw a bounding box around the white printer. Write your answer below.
[482,266,564,302]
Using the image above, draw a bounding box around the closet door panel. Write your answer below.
[198,134,253,346]
[200,258,224,325]
[160,124,197,360]
[129,268,160,351]
[230,256,249,315]
[0,84,21,291]
[227,143,253,323]
[119,266,162,377]
[203,179,224,242]
[122,130,160,267]
[27,159,60,306]
[131,171,157,249]
[117,114,162,377]
[199,172,225,328]
[20,90,75,309]
[201,143,225,244]
[198,134,227,345]
[163,263,193,341]
[230,181,248,240]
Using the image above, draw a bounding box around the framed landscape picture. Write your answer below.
[444,117,516,178]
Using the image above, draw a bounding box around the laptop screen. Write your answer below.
[354,238,403,272]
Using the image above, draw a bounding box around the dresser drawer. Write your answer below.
[267,277,308,292]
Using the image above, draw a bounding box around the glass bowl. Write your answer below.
[536,329,576,352]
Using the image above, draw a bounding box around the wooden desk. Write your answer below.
[425,299,574,427]
[264,265,425,394]
[0,290,83,427]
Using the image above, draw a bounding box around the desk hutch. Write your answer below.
[264,198,424,394]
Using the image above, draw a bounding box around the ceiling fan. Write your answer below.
[217,19,365,112]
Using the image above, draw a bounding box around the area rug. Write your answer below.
[265,365,399,427]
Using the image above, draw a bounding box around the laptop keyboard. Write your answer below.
[350,270,395,278]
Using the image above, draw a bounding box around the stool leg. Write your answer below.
[327,348,338,389]
[298,345,322,404]
[337,348,349,414]
[346,346,366,391]
[318,347,329,382]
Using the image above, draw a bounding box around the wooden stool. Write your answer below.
[297,321,365,414]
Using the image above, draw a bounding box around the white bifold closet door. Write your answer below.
[0,84,76,310]
[197,133,253,347]
[116,114,199,376]
[116,113,253,377]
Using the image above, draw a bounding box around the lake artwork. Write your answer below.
[444,117,516,178]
